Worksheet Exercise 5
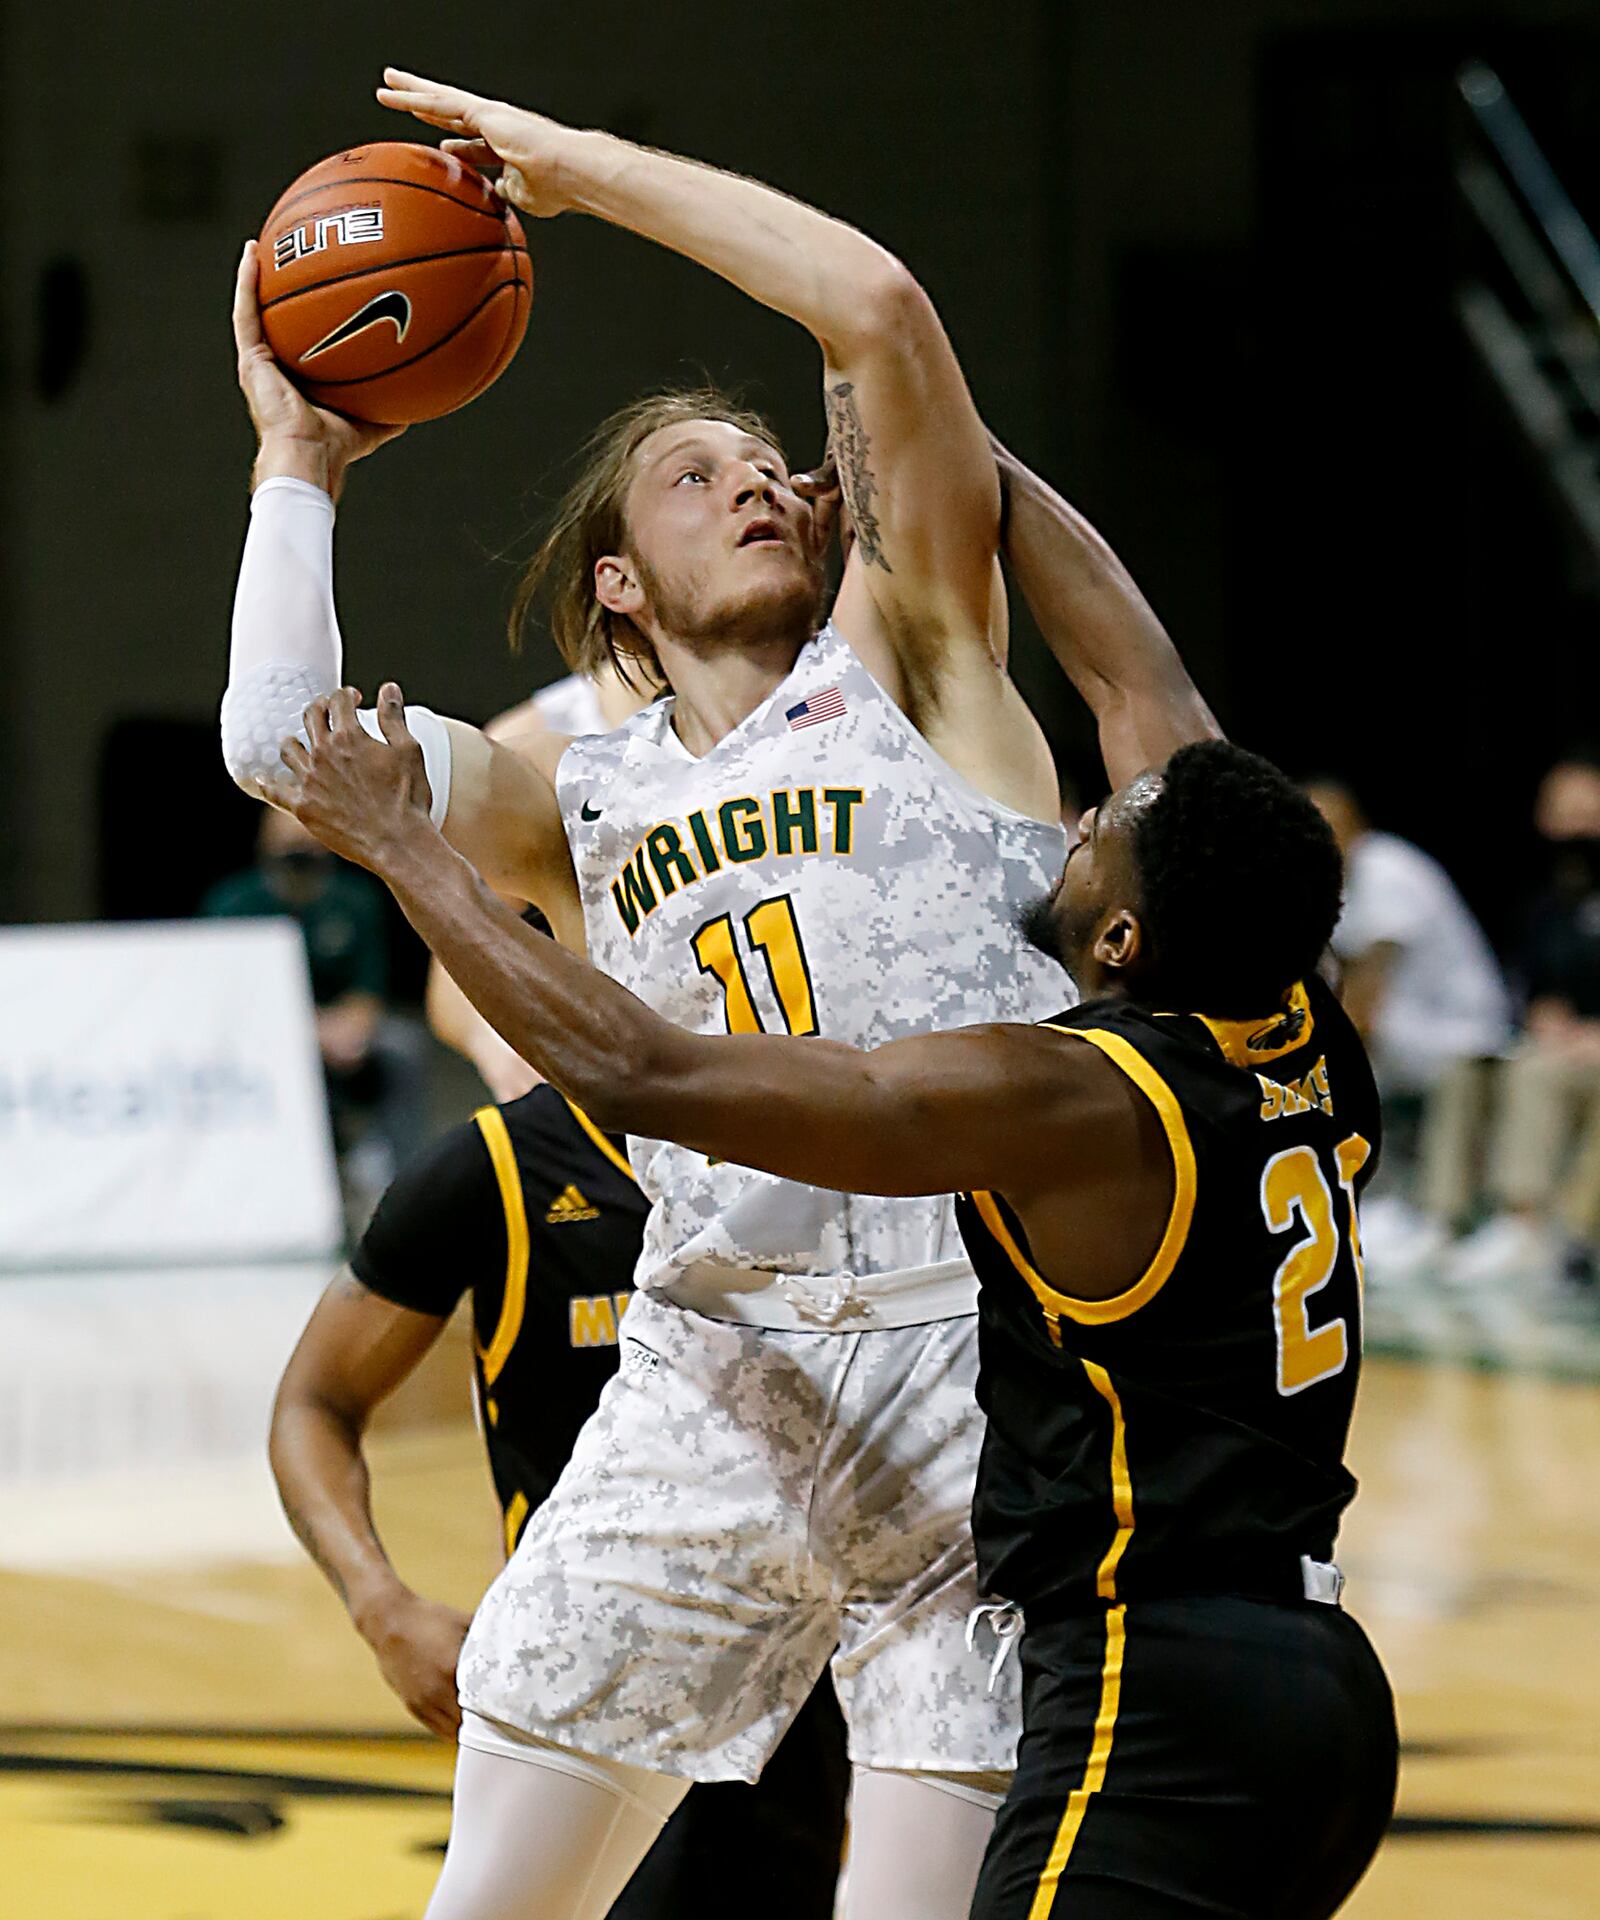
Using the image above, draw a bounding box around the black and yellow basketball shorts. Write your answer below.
[971,1593,1398,1920]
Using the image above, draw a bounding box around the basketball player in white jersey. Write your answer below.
[224,72,1205,1920]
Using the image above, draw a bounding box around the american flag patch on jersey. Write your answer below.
[786,686,847,730]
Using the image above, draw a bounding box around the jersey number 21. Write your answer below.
[1261,1136,1371,1396]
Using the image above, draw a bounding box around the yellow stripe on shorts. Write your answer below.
[1027,1604,1127,1919]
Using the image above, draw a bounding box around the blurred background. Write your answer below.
[2,2,1598,1916]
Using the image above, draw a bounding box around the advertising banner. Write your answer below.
[0,920,342,1265]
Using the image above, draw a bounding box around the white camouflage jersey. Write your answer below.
[557,621,1069,1314]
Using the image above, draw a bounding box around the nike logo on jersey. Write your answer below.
[608,785,866,937]
[300,289,412,364]
[580,800,603,821]
[546,1183,600,1225]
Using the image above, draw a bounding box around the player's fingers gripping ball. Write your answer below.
[257,141,533,424]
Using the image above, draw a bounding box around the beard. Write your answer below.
[636,547,827,649]
[1019,887,1072,975]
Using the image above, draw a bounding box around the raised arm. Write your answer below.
[224,242,585,946]
[377,73,1056,819]
[994,436,1221,792]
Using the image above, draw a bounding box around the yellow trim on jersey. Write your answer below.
[1082,1360,1134,1600]
[972,1191,1062,1339]
[1027,1603,1127,1919]
[473,1106,531,1390]
[560,1095,639,1186]
[971,1026,1197,1327]
[1191,979,1315,1071]
[502,1490,530,1560]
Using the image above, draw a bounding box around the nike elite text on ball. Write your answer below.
[257,141,533,425]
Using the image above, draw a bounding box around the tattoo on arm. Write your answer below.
[825,382,892,574]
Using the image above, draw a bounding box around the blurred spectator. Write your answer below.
[1452,754,1600,1289]
[1305,779,1512,1272]
[201,805,426,1221]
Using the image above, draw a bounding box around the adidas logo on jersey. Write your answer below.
[546,1184,600,1225]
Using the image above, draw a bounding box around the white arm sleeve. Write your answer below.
[220,476,452,826]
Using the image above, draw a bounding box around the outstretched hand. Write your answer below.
[234,241,404,493]
[376,68,582,220]
[277,685,434,874]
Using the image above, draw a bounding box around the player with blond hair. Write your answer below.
[224,70,1212,1920]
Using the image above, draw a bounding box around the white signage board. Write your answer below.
[0,920,342,1266]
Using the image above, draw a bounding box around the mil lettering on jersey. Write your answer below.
[609,786,866,936]
[569,1291,633,1348]
[1258,1056,1333,1123]
[273,207,385,269]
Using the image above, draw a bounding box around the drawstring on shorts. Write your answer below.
[965,1600,1023,1693]
[776,1273,861,1327]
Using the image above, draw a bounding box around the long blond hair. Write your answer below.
[509,386,784,688]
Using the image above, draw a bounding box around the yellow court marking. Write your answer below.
[0,1728,454,1920]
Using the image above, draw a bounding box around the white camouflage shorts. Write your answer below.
[456,1292,1021,1783]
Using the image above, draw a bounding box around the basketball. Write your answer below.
[257,141,532,425]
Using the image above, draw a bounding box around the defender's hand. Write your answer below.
[362,1591,473,1740]
[233,241,404,495]
[794,454,853,566]
[277,685,433,874]
[376,68,584,220]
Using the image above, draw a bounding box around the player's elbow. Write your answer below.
[220,662,324,796]
[220,728,277,800]
[265,1381,314,1495]
[860,246,921,316]
[271,1342,368,1446]
[824,251,933,361]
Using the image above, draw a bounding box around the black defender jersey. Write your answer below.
[955,974,1381,1615]
[352,1084,648,1552]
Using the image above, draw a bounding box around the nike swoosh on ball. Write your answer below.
[300,290,413,363]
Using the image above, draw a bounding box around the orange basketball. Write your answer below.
[257,141,532,426]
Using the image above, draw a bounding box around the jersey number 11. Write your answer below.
[693,894,819,1037]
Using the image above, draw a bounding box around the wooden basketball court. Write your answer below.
[3,1353,1596,1918]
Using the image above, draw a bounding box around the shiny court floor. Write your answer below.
[2,1355,1597,1919]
